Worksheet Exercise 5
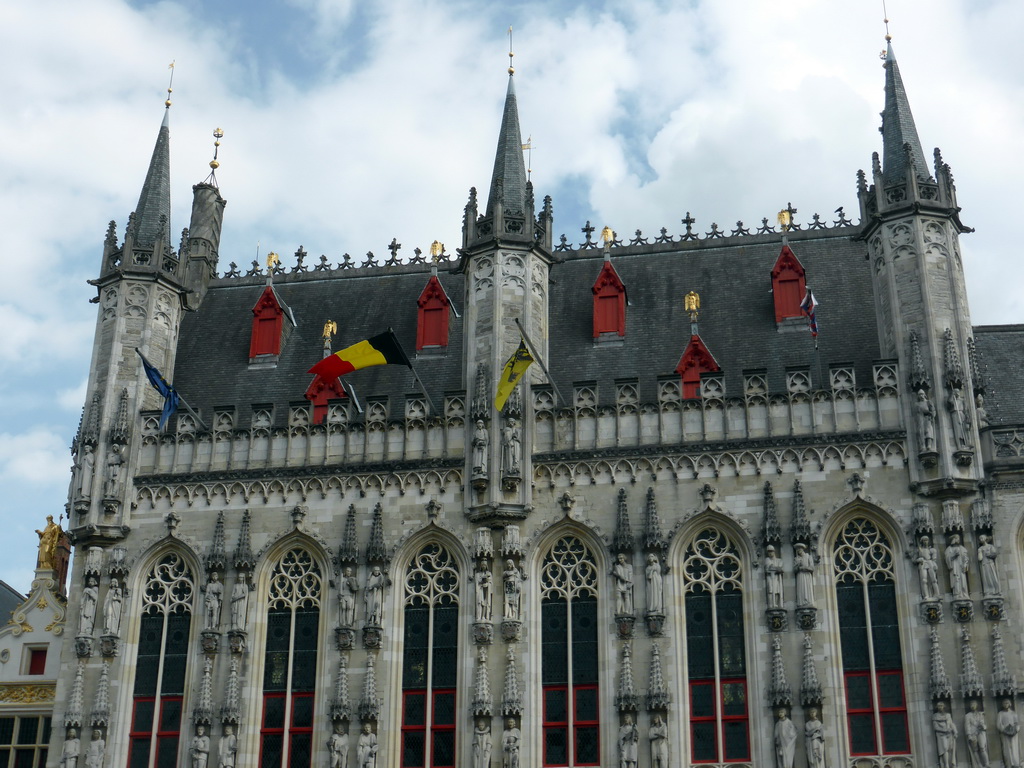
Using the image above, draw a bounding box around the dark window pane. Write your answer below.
[132,700,155,733]
[15,719,37,746]
[723,721,750,761]
[433,691,456,726]
[721,682,747,717]
[293,648,318,692]
[575,688,598,722]
[261,734,283,767]
[403,648,427,689]
[544,689,566,723]
[404,693,426,727]
[13,750,33,768]
[849,713,877,755]
[37,750,46,768]
[159,699,181,732]
[877,674,905,708]
[869,583,902,669]
[129,739,151,768]
[39,721,49,746]
[431,647,457,690]
[156,737,178,768]
[575,726,599,764]
[266,609,291,651]
[846,675,872,710]
[162,613,191,695]
[292,694,314,728]
[690,683,715,718]
[404,607,429,649]
[881,712,910,753]
[837,584,870,671]
[263,696,286,729]
[432,730,455,767]
[402,731,425,767]
[686,594,713,679]
[294,610,319,650]
[718,636,746,677]
[0,718,13,744]
[691,721,717,762]
[544,727,567,766]
[289,732,312,768]
[571,599,598,685]
[541,600,568,685]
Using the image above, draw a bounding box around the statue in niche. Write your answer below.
[793,543,814,608]
[337,567,358,627]
[502,560,525,621]
[473,719,492,768]
[934,701,959,768]
[618,713,639,768]
[472,420,488,475]
[612,554,634,615]
[649,714,668,768]
[357,723,377,768]
[500,418,521,476]
[999,699,1021,768]
[103,578,123,635]
[364,566,388,626]
[219,724,237,768]
[774,709,797,768]
[948,386,972,449]
[78,444,95,499]
[191,725,210,768]
[204,572,224,631]
[916,536,941,601]
[765,546,784,609]
[103,443,123,497]
[805,708,825,768]
[915,390,937,452]
[85,730,104,768]
[35,515,62,570]
[977,535,1001,597]
[60,729,80,768]
[976,394,991,429]
[231,577,250,631]
[79,577,98,636]
[502,717,521,768]
[475,567,493,623]
[327,722,348,768]
[645,554,663,614]
[965,699,990,768]
[945,534,970,599]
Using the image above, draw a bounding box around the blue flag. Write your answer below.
[137,349,180,430]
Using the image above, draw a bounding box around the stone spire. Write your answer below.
[768,636,793,707]
[64,660,85,727]
[790,479,811,544]
[358,653,380,721]
[991,624,1017,698]
[502,647,523,716]
[612,488,634,553]
[133,106,173,249]
[206,511,226,572]
[471,648,493,716]
[646,643,670,711]
[233,510,255,571]
[959,626,985,699]
[366,503,388,564]
[485,74,528,219]
[221,656,240,724]
[800,634,823,707]
[193,655,214,725]
[929,626,952,699]
[90,660,110,727]
[643,487,665,551]
[881,42,929,186]
[614,642,640,712]
[331,654,352,721]
[338,504,360,566]
[762,481,781,550]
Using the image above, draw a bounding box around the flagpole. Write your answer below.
[514,317,564,406]
[177,394,209,431]
[388,327,438,416]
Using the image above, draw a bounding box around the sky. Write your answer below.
[1,0,1022,591]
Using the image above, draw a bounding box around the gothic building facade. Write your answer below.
[50,40,1024,768]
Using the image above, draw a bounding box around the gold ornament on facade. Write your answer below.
[430,240,444,262]
[35,515,61,571]
[777,209,792,232]
[165,61,175,108]
[322,321,337,341]
[267,252,279,271]
[684,291,701,322]
[210,128,224,170]
[35,597,47,611]
[0,684,55,704]
[600,226,614,247]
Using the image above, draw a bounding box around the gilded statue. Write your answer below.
[36,515,62,570]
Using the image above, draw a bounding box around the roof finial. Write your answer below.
[165,60,175,109]
[523,134,532,181]
[882,0,892,42]
[203,127,224,186]
[507,26,514,75]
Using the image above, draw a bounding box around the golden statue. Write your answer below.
[777,209,791,231]
[430,241,444,262]
[600,226,614,246]
[266,251,279,271]
[684,290,701,321]
[322,320,337,341]
[35,515,62,571]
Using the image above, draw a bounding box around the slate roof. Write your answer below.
[881,43,930,186]
[0,581,24,624]
[973,325,1024,426]
[134,108,172,249]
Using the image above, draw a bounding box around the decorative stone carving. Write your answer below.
[85,730,104,768]
[79,577,98,636]
[190,725,210,768]
[612,554,635,616]
[978,534,1001,597]
[768,637,792,708]
[774,708,797,768]
[649,714,668,768]
[992,625,1017,698]
[946,534,970,600]
[203,572,223,631]
[219,724,238,768]
[500,418,521,479]
[761,481,781,548]
[363,566,388,627]
[612,489,635,553]
[960,626,985,699]
[618,714,639,768]
[999,700,1021,768]
[472,648,492,717]
[805,708,825,768]
[474,527,493,559]
[501,718,521,768]
[930,626,953,699]
[230,576,249,631]
[645,554,663,615]
[502,560,525,622]
[501,648,522,716]
[357,724,377,768]
[615,643,640,712]
[337,567,357,628]
[472,622,493,645]
[102,578,123,636]
[965,699,990,768]
[89,662,110,727]
[475,566,492,623]
[915,389,937,455]
[193,656,214,725]
[646,643,670,710]
[61,728,81,768]
[934,700,959,768]
[800,634,823,707]
[912,535,940,604]
[794,543,814,608]
[103,443,124,499]
[473,720,492,768]
[220,657,240,724]
[765,545,783,611]
[642,487,666,552]
[358,654,380,721]
[501,525,521,557]
[472,420,488,478]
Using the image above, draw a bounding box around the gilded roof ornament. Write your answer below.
[684,291,700,322]
[507,26,515,75]
[430,240,444,262]
[165,60,175,108]
[322,320,337,341]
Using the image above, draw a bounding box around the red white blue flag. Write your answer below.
[799,287,819,337]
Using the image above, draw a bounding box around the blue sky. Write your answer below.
[1,0,1022,591]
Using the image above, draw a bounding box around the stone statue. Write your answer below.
[934,701,959,768]
[501,419,521,476]
[645,554,663,614]
[945,534,970,599]
[191,725,210,768]
[364,566,388,626]
[965,699,990,768]
[61,729,80,768]
[502,718,521,768]
[805,708,825,768]
[612,554,635,615]
[475,567,493,623]
[204,572,224,631]
[978,535,1001,597]
[649,714,668,768]
[85,730,104,768]
[999,699,1021,768]
[948,386,972,449]
[338,567,358,627]
[765,545,784,609]
[472,420,488,475]
[79,444,95,499]
[618,714,639,768]
[794,543,814,608]
[79,577,98,636]
[774,708,797,768]
[502,560,525,621]
[976,394,991,429]
[103,578,123,635]
[327,722,348,768]
[357,723,377,768]
[916,536,941,601]
[473,719,492,768]
[36,515,62,570]
[219,724,237,768]
[916,390,936,452]
[103,443,123,497]
[231,578,249,631]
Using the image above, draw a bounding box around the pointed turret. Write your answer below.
[133,107,173,249]
[485,75,529,218]
[880,42,929,186]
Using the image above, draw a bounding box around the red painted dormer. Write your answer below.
[250,285,285,359]
[675,335,721,399]
[305,374,347,425]
[771,245,807,322]
[592,259,626,337]
[416,275,451,350]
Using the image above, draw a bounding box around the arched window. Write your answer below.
[401,543,460,768]
[681,528,749,764]
[261,547,322,768]
[833,519,909,757]
[540,536,599,767]
[129,552,195,768]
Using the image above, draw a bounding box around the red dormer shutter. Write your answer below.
[304,374,347,425]
[771,245,807,322]
[416,275,450,350]
[249,286,284,358]
[675,335,721,399]
[592,260,626,337]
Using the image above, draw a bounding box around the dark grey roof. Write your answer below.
[973,325,1024,426]
[0,580,25,624]
[881,43,930,185]
[133,108,172,248]
[484,76,528,218]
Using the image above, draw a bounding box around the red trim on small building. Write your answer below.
[771,245,807,322]
[416,275,450,350]
[304,373,347,425]
[249,286,285,358]
[675,335,721,399]
[591,260,626,337]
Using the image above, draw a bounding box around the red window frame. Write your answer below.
[249,287,284,358]
[259,691,315,767]
[771,245,807,322]
[876,671,910,754]
[128,695,183,768]
[401,688,456,768]
[27,649,46,675]
[416,276,450,350]
[542,684,568,767]
[844,671,910,756]
[541,684,600,768]
[688,679,750,764]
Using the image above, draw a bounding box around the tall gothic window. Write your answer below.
[540,536,600,767]
[682,528,750,764]
[129,552,195,768]
[401,543,460,768]
[833,519,909,756]
[261,547,322,768]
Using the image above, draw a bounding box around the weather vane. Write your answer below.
[210,128,224,171]
[522,134,533,181]
[166,61,175,108]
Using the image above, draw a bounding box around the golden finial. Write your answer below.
[507,26,515,75]
[429,240,444,262]
[267,251,279,271]
[684,291,701,322]
[777,209,791,232]
[322,320,337,341]
[165,60,175,108]
[882,0,892,41]
[600,226,614,247]
[209,127,224,170]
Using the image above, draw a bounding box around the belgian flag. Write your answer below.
[308,330,412,379]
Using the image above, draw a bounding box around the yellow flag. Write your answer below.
[494,339,534,411]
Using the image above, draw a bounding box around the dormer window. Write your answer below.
[592,259,626,337]
[305,374,347,425]
[675,336,721,399]
[250,286,283,359]
[771,245,807,322]
[416,275,451,350]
